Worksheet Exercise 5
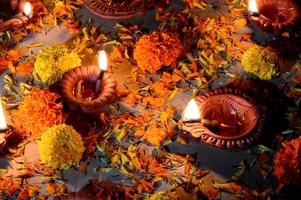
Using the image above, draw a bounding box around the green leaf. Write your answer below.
[257,145,274,153]
[192,88,200,98]
[25,42,45,48]
[116,128,127,142]
[169,88,179,101]
[0,168,8,174]
[180,63,191,74]
[232,160,248,181]
[109,105,118,112]
[4,75,13,84]
[3,84,12,92]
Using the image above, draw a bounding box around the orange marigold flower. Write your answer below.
[12,89,65,139]
[274,136,301,185]
[0,59,12,73]
[110,45,126,63]
[16,62,34,76]
[143,123,169,146]
[31,1,48,18]
[6,50,20,62]
[64,19,81,33]
[134,32,183,73]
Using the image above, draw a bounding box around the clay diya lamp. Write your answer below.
[0,103,15,152]
[61,51,117,113]
[178,88,266,150]
[0,127,15,151]
[84,0,155,19]
[0,1,32,32]
[248,0,300,31]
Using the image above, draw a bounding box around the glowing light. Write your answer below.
[248,0,259,13]
[24,2,33,18]
[98,50,108,71]
[182,99,201,122]
[0,102,7,131]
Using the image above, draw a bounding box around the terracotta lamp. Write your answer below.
[61,51,117,113]
[248,0,300,31]
[178,88,266,150]
[0,1,32,32]
[84,0,155,19]
[0,102,15,151]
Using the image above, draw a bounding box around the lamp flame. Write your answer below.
[248,0,259,13]
[98,50,108,71]
[182,99,201,122]
[0,102,7,131]
[24,2,32,18]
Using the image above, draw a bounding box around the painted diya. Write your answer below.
[178,88,266,150]
[84,0,155,19]
[248,0,300,31]
[60,66,117,113]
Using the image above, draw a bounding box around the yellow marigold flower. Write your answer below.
[134,32,183,73]
[34,43,81,85]
[241,45,278,80]
[39,124,85,169]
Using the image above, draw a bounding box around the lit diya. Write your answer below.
[0,1,32,32]
[178,88,266,150]
[61,51,117,113]
[0,102,15,151]
[84,0,155,19]
[248,0,300,31]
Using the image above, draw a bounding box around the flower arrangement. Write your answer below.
[12,89,64,139]
[39,124,85,169]
[241,46,278,80]
[133,32,183,73]
[34,43,81,85]
[274,136,301,185]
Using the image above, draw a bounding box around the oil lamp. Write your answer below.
[0,102,14,151]
[248,0,300,31]
[61,51,117,113]
[178,88,266,150]
[0,1,32,32]
[84,0,155,19]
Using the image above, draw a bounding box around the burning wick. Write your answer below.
[95,50,108,93]
[182,99,234,129]
[247,0,271,21]
[74,51,108,101]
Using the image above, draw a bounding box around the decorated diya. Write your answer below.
[0,1,32,32]
[178,88,266,150]
[248,0,300,31]
[61,51,117,113]
[84,0,155,19]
